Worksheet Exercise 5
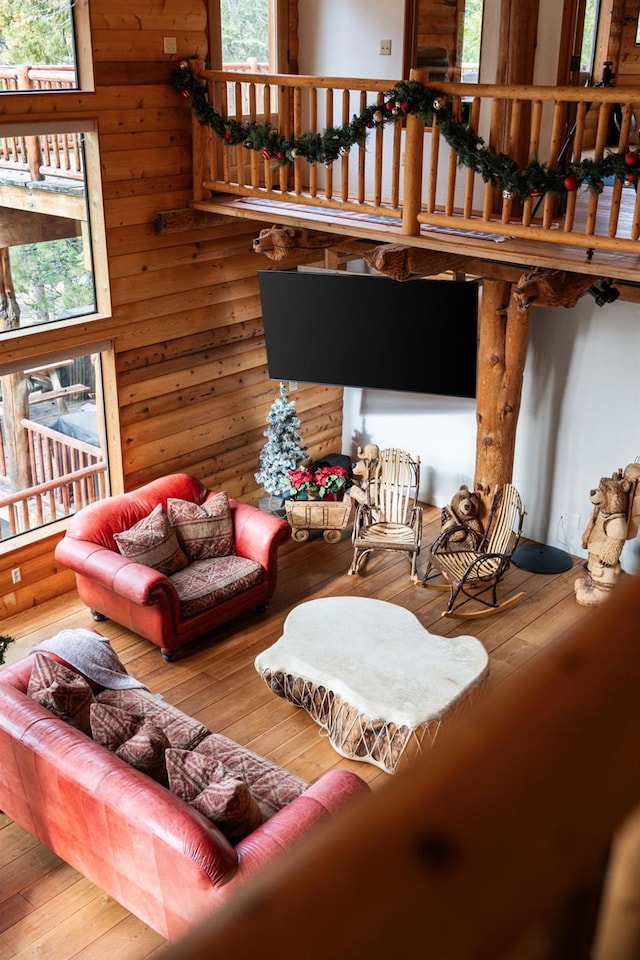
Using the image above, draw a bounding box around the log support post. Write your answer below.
[474,278,530,520]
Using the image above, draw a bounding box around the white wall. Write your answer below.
[298,0,403,80]
[342,295,640,570]
[299,1,640,570]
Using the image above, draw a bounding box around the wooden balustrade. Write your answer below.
[0,65,80,181]
[191,63,640,255]
[0,419,105,539]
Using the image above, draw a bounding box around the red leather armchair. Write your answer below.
[54,474,291,661]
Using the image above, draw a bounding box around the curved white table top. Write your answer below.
[255,596,489,728]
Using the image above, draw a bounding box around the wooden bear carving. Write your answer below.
[574,469,633,606]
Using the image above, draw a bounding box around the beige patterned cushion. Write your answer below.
[167,492,235,561]
[114,503,189,575]
[169,556,263,618]
[95,688,210,749]
[90,702,169,783]
[195,733,308,818]
[27,653,94,733]
[166,748,263,843]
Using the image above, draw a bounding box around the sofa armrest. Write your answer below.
[226,499,291,568]
[234,769,370,872]
[55,537,178,608]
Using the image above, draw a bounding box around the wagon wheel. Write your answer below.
[292,528,310,542]
[323,529,342,543]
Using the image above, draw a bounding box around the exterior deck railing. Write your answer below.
[0,419,105,539]
[0,65,81,181]
[191,64,640,255]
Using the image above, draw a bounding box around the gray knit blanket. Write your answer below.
[31,629,148,690]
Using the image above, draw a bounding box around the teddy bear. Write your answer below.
[574,470,632,606]
[346,444,379,506]
[439,484,484,551]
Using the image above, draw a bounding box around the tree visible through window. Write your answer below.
[0,0,75,75]
[220,0,271,69]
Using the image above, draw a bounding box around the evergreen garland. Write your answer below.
[172,62,640,201]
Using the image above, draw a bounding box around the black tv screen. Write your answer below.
[258,269,478,398]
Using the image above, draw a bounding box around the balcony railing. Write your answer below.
[0,65,82,181]
[0,419,106,539]
[188,63,640,255]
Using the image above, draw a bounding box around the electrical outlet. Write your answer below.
[379,39,392,56]
[163,36,177,55]
[288,380,298,392]
[11,567,21,584]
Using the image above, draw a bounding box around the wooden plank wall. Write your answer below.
[416,0,465,76]
[0,0,344,618]
[614,0,640,83]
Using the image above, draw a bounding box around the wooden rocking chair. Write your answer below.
[425,483,526,618]
[348,448,423,583]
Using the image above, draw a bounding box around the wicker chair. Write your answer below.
[348,448,423,583]
[425,483,526,619]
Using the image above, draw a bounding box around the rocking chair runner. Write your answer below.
[425,483,527,618]
[348,448,423,583]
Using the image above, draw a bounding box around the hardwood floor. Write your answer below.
[0,506,590,959]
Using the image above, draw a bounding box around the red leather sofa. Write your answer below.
[0,652,370,941]
[54,474,291,661]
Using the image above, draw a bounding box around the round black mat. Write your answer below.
[512,543,573,574]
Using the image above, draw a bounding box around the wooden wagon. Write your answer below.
[285,497,353,543]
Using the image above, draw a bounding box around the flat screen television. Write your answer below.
[258,269,478,399]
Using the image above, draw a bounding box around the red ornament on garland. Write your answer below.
[625,150,639,167]
[181,89,191,99]
[564,175,579,192]
[626,171,637,184]
[261,148,272,160]
[224,129,232,140]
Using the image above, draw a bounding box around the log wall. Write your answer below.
[416,0,465,76]
[0,0,344,617]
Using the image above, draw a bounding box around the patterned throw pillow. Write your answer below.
[195,733,308,819]
[165,747,263,843]
[95,688,210,750]
[90,702,169,782]
[27,653,94,733]
[114,503,189,575]
[167,492,235,561]
[116,722,169,783]
[90,702,140,750]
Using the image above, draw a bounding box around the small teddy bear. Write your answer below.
[575,470,632,606]
[439,484,484,551]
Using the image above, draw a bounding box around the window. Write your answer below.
[210,0,286,73]
[0,0,92,92]
[221,0,271,71]
[460,0,483,83]
[581,0,602,80]
[0,348,110,541]
[0,124,101,332]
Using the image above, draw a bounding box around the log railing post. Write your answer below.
[401,67,429,237]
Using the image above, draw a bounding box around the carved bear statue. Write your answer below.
[575,470,632,606]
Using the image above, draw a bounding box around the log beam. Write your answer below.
[153,207,234,235]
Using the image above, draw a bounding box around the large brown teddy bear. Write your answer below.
[439,484,484,551]
[575,470,632,606]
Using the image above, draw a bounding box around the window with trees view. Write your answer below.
[0,1,109,541]
[221,0,271,69]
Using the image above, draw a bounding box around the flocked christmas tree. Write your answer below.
[255,382,308,495]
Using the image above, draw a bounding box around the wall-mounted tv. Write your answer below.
[258,269,478,399]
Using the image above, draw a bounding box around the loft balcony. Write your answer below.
[178,62,640,284]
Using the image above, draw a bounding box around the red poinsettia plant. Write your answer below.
[285,464,349,499]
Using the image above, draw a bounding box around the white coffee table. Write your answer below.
[254,596,489,773]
